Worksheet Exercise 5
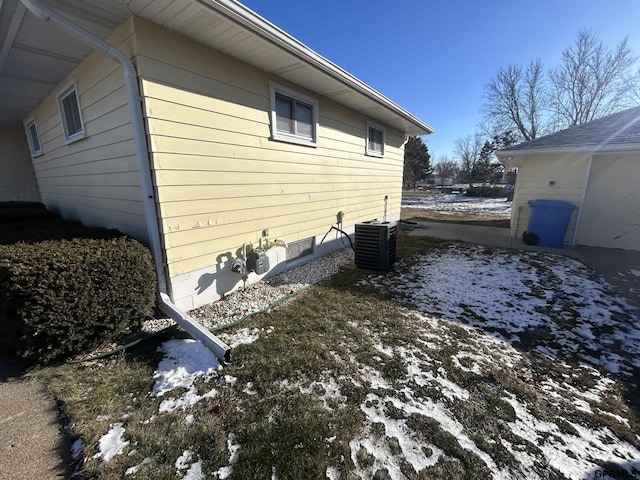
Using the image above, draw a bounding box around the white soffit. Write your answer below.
[126,0,432,135]
[0,0,130,125]
[0,0,432,134]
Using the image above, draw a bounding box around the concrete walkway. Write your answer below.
[408,221,640,312]
[0,357,68,480]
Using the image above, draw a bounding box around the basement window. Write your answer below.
[270,82,318,147]
[57,81,85,144]
[24,118,42,156]
[366,122,385,157]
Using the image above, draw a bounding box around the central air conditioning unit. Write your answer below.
[354,221,398,271]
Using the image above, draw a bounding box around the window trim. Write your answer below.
[366,122,385,157]
[56,80,85,144]
[24,117,43,157]
[269,81,319,147]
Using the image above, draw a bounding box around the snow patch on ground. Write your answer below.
[218,326,274,348]
[402,193,511,217]
[351,244,640,478]
[151,339,223,413]
[216,433,241,479]
[503,395,639,479]
[152,339,222,396]
[299,376,347,411]
[175,450,204,480]
[93,423,129,462]
[125,457,153,476]
[182,460,204,480]
[362,244,640,376]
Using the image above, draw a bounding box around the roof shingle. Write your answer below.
[499,106,640,154]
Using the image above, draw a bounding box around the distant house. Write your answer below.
[0,0,433,313]
[497,107,640,251]
[433,177,453,187]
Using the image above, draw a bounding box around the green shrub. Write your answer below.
[0,201,60,224]
[0,237,157,363]
[0,218,124,245]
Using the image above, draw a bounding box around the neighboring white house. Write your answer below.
[0,0,433,312]
[497,106,640,251]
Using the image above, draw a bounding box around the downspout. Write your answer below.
[20,0,230,362]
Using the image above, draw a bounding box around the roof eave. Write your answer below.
[497,142,640,158]
[198,0,434,135]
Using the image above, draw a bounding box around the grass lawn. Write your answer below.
[34,236,640,480]
[401,208,510,228]
[400,190,511,228]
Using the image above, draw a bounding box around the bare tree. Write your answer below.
[453,135,483,187]
[549,30,638,126]
[434,155,459,186]
[482,31,639,141]
[482,60,547,141]
[628,68,640,104]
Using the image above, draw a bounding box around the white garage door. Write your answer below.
[577,154,640,251]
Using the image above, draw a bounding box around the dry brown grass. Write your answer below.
[401,207,510,228]
[400,190,511,228]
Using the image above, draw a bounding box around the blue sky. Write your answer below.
[240,0,640,161]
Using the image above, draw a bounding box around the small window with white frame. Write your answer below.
[57,81,85,144]
[24,118,43,156]
[366,122,385,157]
[270,82,318,147]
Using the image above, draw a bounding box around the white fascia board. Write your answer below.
[196,0,434,135]
[498,143,640,157]
[0,2,26,71]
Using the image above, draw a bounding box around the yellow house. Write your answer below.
[497,106,640,251]
[0,0,433,350]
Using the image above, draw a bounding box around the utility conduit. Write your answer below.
[20,0,230,362]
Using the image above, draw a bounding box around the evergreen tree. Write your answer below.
[403,136,432,189]
[475,131,516,184]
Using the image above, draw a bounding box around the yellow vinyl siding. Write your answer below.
[150,154,401,182]
[158,188,397,218]
[511,153,589,242]
[165,201,393,275]
[25,17,147,240]
[157,182,400,203]
[133,17,404,277]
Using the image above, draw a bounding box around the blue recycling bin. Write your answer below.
[526,199,577,248]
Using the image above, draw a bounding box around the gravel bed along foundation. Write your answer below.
[142,247,354,333]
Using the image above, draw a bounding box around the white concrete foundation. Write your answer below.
[168,224,361,311]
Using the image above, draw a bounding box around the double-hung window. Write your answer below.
[57,81,85,144]
[270,82,318,147]
[366,122,385,157]
[24,118,42,156]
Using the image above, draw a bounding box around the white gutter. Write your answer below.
[20,0,230,362]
